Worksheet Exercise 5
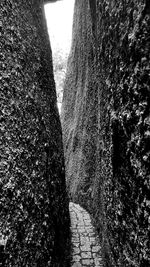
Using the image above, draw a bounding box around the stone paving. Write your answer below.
[69,202,103,267]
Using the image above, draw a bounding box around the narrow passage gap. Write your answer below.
[44,0,75,113]
[44,3,104,266]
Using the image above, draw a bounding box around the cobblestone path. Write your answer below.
[69,202,103,267]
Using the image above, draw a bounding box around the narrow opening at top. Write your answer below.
[44,0,75,113]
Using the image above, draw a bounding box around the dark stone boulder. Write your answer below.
[62,0,150,266]
[0,0,70,266]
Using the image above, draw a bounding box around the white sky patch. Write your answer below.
[44,0,75,114]
[44,0,75,57]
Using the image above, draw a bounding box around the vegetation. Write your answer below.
[0,1,70,266]
[61,0,150,266]
[53,48,68,111]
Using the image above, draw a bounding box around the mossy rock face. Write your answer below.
[62,0,150,266]
[61,0,97,204]
[0,1,70,266]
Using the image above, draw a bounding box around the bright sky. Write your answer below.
[44,0,75,57]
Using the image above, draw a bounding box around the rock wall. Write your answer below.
[61,0,97,202]
[0,0,70,266]
[61,0,150,266]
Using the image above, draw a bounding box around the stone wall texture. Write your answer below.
[0,0,70,266]
[61,0,150,266]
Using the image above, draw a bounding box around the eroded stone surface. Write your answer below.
[70,202,103,266]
